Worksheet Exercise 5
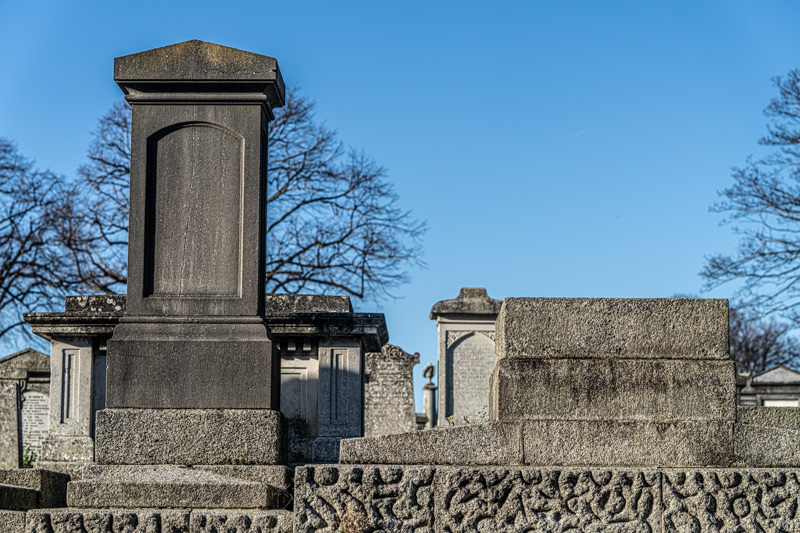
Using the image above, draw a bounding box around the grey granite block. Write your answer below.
[0,510,25,533]
[95,409,285,465]
[0,469,69,508]
[68,465,288,509]
[733,423,800,467]
[434,467,661,533]
[0,484,37,511]
[496,297,729,360]
[490,357,736,422]
[522,420,733,467]
[294,465,435,532]
[663,470,800,532]
[190,510,292,532]
[339,422,522,465]
[26,508,190,532]
[738,406,800,430]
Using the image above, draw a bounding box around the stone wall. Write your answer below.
[363,344,419,437]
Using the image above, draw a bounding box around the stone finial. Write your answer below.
[429,287,502,319]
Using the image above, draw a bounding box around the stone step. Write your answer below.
[0,484,37,511]
[490,357,736,422]
[68,465,291,509]
[340,419,735,467]
[0,469,69,508]
[26,508,293,532]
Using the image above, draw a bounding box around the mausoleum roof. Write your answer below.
[430,287,502,319]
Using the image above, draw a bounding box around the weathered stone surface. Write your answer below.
[490,357,736,422]
[95,409,286,465]
[434,467,661,533]
[0,381,20,469]
[190,510,292,532]
[496,297,729,360]
[0,510,25,532]
[0,469,69,508]
[733,423,800,467]
[0,484,37,511]
[106,320,276,409]
[663,470,800,531]
[339,423,522,465]
[738,405,800,430]
[265,294,352,314]
[294,465,435,532]
[364,345,419,438]
[523,420,733,467]
[68,465,287,509]
[26,508,190,533]
[63,296,126,315]
[429,287,502,318]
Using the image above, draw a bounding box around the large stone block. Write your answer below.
[522,420,733,467]
[95,409,285,465]
[0,484,37,511]
[0,510,24,533]
[106,320,276,409]
[496,297,729,360]
[339,423,523,465]
[190,510,292,532]
[733,423,800,467]
[737,406,800,430]
[67,465,289,509]
[490,357,736,422]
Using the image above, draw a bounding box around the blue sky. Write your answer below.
[2,1,799,408]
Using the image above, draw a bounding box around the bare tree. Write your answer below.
[729,306,800,374]
[65,89,425,299]
[0,139,72,340]
[703,69,800,321]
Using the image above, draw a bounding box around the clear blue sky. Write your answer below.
[2,1,799,409]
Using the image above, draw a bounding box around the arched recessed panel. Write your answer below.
[447,332,495,423]
[144,122,244,298]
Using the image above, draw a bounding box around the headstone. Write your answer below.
[0,349,49,468]
[363,344,419,437]
[71,40,288,511]
[430,288,501,425]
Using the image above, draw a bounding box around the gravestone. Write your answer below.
[0,349,49,468]
[363,344,419,437]
[430,287,501,425]
[65,40,292,516]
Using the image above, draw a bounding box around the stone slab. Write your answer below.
[27,508,191,532]
[733,422,800,467]
[0,469,69,508]
[339,422,523,465]
[190,510,292,532]
[490,357,736,422]
[0,510,25,533]
[522,420,733,467]
[41,436,95,464]
[738,406,800,430]
[68,465,287,509]
[95,409,285,465]
[0,484,37,511]
[496,297,729,360]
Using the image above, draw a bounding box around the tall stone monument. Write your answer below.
[62,41,293,522]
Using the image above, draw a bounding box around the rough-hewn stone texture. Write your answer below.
[0,380,19,468]
[294,465,435,533]
[738,405,800,430]
[190,510,292,532]
[339,423,523,466]
[0,469,69,508]
[364,344,419,437]
[0,510,25,533]
[68,465,288,509]
[663,470,800,532]
[495,297,729,360]
[733,423,800,467]
[95,409,286,465]
[490,357,736,422]
[0,484,37,511]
